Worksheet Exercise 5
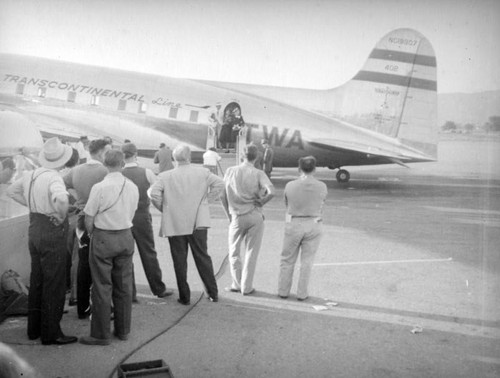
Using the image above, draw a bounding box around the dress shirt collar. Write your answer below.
[86,158,103,165]
[106,171,124,179]
[124,162,138,168]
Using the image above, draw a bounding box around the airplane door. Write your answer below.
[206,121,217,150]
[221,102,244,164]
[236,125,247,165]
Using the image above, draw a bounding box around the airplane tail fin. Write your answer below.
[330,28,438,159]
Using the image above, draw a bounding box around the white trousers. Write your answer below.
[278,218,322,299]
[228,209,265,293]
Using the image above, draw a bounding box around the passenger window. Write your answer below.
[16,84,24,95]
[138,102,147,113]
[189,110,199,123]
[169,107,178,119]
[118,99,127,111]
[37,87,47,98]
[67,91,76,103]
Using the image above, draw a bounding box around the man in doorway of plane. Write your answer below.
[154,143,174,173]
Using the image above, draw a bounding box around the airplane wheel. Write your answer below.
[336,169,350,183]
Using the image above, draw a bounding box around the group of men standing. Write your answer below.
[7,136,327,347]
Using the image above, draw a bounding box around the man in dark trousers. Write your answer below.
[262,139,274,178]
[153,143,174,173]
[150,144,224,305]
[121,143,173,298]
[7,137,77,345]
[63,139,111,318]
[80,150,139,345]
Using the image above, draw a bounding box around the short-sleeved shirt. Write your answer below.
[7,167,68,217]
[284,175,327,217]
[203,150,221,166]
[224,162,273,216]
[63,159,108,207]
[84,172,139,230]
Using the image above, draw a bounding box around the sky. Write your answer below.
[0,0,499,94]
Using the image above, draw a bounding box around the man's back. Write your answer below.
[224,162,271,215]
[155,148,174,172]
[122,166,150,213]
[152,164,223,236]
[64,163,107,207]
[285,176,327,216]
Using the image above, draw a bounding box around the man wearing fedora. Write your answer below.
[7,137,78,345]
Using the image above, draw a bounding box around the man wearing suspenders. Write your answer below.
[7,137,77,345]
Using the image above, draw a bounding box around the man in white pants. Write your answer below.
[278,156,327,301]
[221,144,274,295]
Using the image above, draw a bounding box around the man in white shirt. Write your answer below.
[203,147,222,175]
[80,150,139,346]
[221,144,275,295]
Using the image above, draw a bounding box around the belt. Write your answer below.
[94,227,131,234]
[290,215,322,223]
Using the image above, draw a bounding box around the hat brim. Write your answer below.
[38,144,74,169]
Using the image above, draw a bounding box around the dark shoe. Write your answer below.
[278,295,288,299]
[208,296,218,302]
[28,334,40,340]
[79,336,111,346]
[297,296,308,301]
[132,297,140,304]
[42,335,78,345]
[242,288,256,296]
[177,298,190,306]
[68,298,77,307]
[224,287,240,293]
[113,331,129,341]
[157,288,174,298]
[78,307,91,319]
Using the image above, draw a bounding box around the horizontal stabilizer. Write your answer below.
[309,137,435,163]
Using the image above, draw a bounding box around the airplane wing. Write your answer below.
[309,137,435,165]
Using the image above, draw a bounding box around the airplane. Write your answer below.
[0,28,437,183]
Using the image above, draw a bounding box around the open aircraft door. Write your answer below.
[217,101,245,165]
[236,125,247,165]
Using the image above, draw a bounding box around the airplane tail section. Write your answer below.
[331,28,438,159]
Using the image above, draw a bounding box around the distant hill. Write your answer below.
[438,90,500,128]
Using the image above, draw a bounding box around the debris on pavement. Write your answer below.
[326,302,339,307]
[411,326,423,334]
[312,305,329,311]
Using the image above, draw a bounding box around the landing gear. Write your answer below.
[336,169,350,183]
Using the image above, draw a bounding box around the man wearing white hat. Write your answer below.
[7,137,78,345]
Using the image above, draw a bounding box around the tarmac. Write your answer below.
[1,137,500,377]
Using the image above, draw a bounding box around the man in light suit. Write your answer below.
[150,145,224,304]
